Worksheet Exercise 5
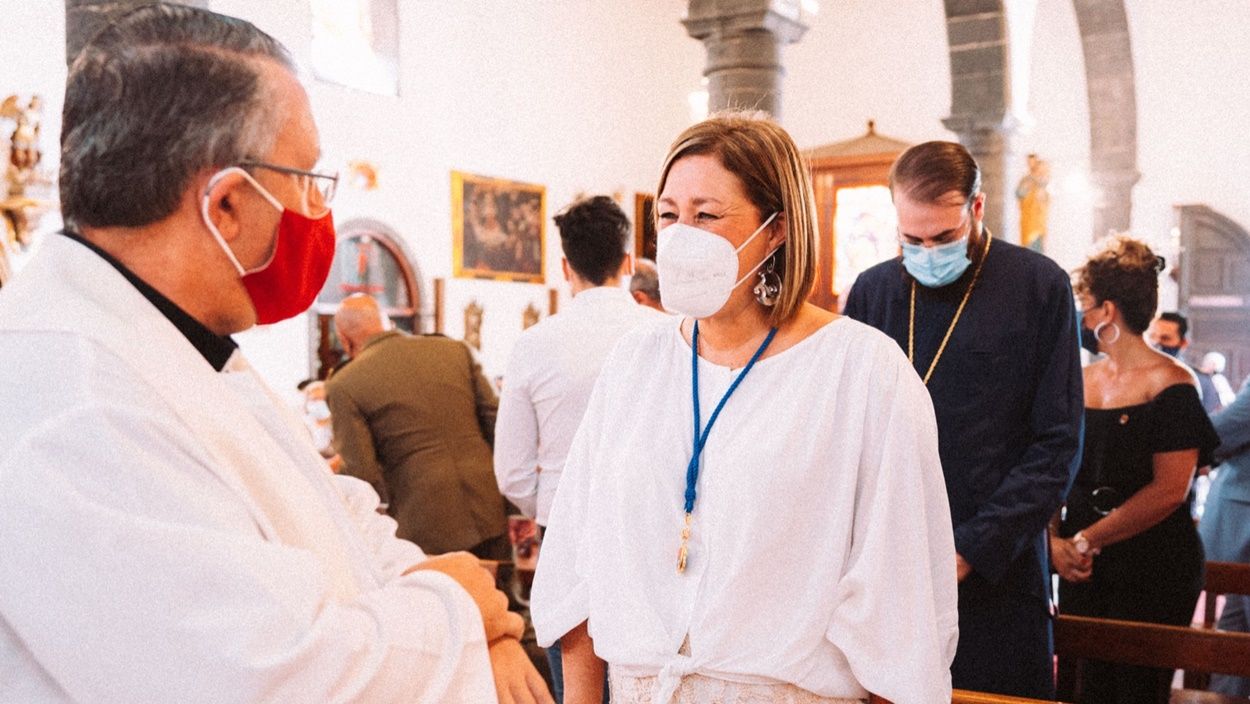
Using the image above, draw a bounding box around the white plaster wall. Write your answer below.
[0,0,704,399]
[1128,0,1250,309]
[0,0,67,268]
[784,1,953,148]
[783,0,1094,272]
[207,0,706,395]
[4,0,1249,392]
[1022,0,1092,272]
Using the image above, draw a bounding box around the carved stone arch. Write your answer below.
[1071,0,1140,239]
[1177,205,1250,385]
[309,218,426,379]
[941,0,1139,243]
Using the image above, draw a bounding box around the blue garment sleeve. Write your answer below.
[1213,377,1250,460]
[952,269,1085,584]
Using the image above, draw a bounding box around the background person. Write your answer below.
[1146,311,1189,359]
[1054,236,1219,703]
[495,194,665,702]
[532,112,957,704]
[1199,375,1250,696]
[328,293,511,560]
[629,256,665,312]
[1197,351,1237,413]
[843,140,1083,699]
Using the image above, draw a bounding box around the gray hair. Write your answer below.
[60,3,294,229]
[630,257,661,303]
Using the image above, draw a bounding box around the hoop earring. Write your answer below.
[753,254,782,307]
[1094,321,1121,345]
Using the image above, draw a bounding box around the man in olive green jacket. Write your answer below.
[327,294,508,558]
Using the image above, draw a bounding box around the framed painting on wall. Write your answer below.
[635,193,656,261]
[452,171,546,283]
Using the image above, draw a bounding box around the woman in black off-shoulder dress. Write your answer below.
[1053,236,1220,704]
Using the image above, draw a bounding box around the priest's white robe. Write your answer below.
[0,236,495,703]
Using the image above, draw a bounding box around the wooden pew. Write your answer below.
[1055,614,1250,703]
[951,689,1059,703]
[1186,561,1250,689]
[1197,561,1250,629]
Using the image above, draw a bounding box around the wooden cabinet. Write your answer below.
[803,122,910,311]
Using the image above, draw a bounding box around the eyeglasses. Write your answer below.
[897,206,973,247]
[239,159,339,205]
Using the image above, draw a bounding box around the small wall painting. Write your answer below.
[452,171,545,283]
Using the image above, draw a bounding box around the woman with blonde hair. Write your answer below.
[531,112,958,704]
[1054,235,1219,703]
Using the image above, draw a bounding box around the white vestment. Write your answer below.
[0,236,496,703]
[532,318,959,704]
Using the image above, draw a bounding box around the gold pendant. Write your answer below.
[676,513,692,573]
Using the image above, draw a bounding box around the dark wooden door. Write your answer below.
[1178,205,1250,388]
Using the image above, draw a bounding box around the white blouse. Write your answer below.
[531,317,958,704]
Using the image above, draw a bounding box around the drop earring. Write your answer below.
[754,254,782,307]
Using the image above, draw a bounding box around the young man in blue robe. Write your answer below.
[844,141,1084,699]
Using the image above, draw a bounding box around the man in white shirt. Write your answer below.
[495,195,665,700]
[0,5,549,702]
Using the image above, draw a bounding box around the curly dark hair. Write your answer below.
[1073,235,1166,335]
[553,195,630,286]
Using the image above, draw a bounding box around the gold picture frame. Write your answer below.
[452,170,546,283]
[634,192,656,261]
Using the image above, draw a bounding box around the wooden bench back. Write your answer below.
[951,689,1059,703]
[1199,561,1250,628]
[1056,614,1250,678]
[1186,560,1250,689]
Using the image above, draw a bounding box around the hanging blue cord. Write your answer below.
[684,321,778,513]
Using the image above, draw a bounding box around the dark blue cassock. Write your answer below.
[844,236,1083,699]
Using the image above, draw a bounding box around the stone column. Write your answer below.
[942,117,1019,242]
[682,0,811,120]
[66,0,208,67]
[942,0,1017,240]
[1073,0,1139,239]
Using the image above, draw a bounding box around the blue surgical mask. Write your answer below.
[901,237,972,288]
[1155,343,1183,358]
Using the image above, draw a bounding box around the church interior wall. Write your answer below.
[205,0,706,397]
[3,0,1247,398]
[1129,0,1250,308]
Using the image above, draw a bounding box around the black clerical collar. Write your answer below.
[62,231,238,371]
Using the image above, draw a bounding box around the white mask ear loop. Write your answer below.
[200,166,284,276]
[732,211,780,287]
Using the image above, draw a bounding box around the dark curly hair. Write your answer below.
[1073,235,1166,335]
[553,195,630,286]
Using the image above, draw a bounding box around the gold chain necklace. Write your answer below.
[908,233,993,385]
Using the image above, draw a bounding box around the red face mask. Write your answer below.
[202,168,337,325]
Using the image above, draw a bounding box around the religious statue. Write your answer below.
[3,94,42,175]
[1016,153,1050,252]
[522,301,540,330]
[1,94,54,286]
[463,299,483,351]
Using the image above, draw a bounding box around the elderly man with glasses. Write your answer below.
[0,5,551,703]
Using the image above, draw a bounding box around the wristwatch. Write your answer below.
[1072,531,1091,556]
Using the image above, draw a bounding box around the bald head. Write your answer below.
[335,294,389,356]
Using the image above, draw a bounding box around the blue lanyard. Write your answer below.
[677,320,778,572]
